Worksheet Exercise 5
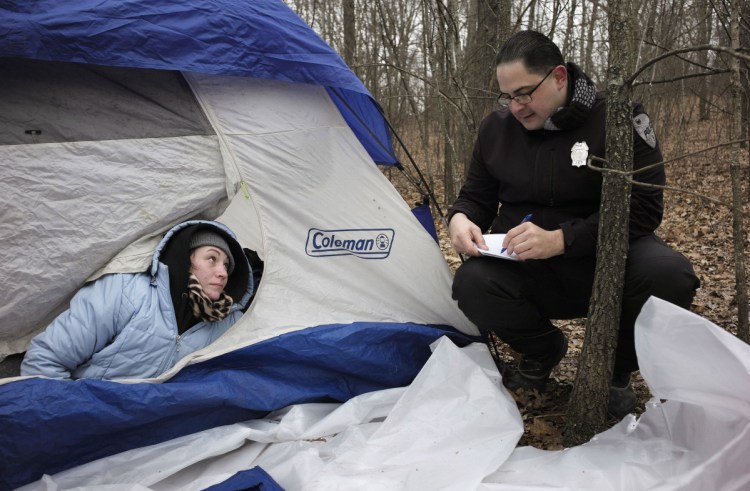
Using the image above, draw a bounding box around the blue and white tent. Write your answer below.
[0,0,477,487]
[2,2,750,491]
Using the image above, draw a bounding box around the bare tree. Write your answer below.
[583,0,600,77]
[564,0,636,446]
[431,0,462,204]
[742,1,750,154]
[343,0,357,67]
[696,0,714,120]
[729,0,750,342]
[466,0,501,129]
[561,0,577,58]
[497,0,511,43]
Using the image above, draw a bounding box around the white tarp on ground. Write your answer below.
[19,298,750,491]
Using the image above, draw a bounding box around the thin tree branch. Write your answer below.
[613,138,750,176]
[629,44,750,85]
[632,69,730,87]
[585,154,750,214]
[641,38,726,73]
[354,62,474,121]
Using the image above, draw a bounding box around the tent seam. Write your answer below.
[182,72,246,198]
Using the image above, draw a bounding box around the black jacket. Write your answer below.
[448,92,665,258]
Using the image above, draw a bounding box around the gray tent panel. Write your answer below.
[0,58,214,145]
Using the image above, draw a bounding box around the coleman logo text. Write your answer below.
[305,228,394,259]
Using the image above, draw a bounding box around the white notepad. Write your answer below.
[476,234,519,260]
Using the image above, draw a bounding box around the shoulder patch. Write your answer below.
[633,113,657,148]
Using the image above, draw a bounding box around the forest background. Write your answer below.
[283,0,750,447]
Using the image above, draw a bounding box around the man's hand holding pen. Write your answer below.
[501,216,565,260]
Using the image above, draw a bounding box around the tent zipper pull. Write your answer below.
[240,180,250,199]
[176,334,181,353]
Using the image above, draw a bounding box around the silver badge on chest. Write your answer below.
[571,141,589,167]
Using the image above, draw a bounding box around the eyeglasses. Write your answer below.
[496,67,556,108]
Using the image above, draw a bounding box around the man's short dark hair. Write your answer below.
[495,30,564,75]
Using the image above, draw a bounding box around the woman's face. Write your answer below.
[189,246,230,301]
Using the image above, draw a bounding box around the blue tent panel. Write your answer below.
[0,323,472,491]
[327,87,396,168]
[411,202,440,243]
[202,467,284,491]
[0,0,398,164]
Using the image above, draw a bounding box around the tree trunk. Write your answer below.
[564,0,635,446]
[343,0,357,68]
[435,0,461,206]
[548,0,563,37]
[729,0,750,341]
[561,0,577,58]
[583,0,600,76]
[528,0,537,30]
[741,0,750,153]
[462,0,501,180]
[697,0,713,121]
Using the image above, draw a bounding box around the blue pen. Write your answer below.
[501,213,533,253]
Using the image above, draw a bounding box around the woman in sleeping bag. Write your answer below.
[20,220,254,380]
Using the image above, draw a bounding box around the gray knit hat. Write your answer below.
[189,230,235,274]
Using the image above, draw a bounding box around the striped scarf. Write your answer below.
[187,273,234,323]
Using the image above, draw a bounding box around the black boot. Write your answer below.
[503,330,568,391]
[608,370,636,418]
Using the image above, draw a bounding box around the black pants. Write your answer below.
[452,234,699,373]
